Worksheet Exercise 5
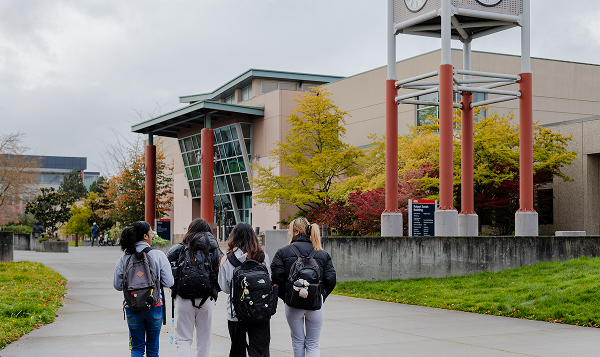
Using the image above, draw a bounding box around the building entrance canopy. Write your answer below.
[131,100,264,138]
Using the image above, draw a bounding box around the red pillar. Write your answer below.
[385,79,399,212]
[200,128,214,222]
[438,64,455,210]
[518,72,535,212]
[460,92,475,214]
[145,144,156,227]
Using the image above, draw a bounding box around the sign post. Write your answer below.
[408,199,437,237]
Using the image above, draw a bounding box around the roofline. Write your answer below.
[179,69,345,103]
[131,100,265,134]
[541,115,600,128]
[326,48,600,85]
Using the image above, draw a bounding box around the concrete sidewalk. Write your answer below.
[3,246,600,356]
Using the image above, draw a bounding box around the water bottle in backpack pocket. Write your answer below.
[228,252,278,323]
[284,244,323,311]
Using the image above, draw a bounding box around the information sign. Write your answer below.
[156,219,172,242]
[408,199,436,236]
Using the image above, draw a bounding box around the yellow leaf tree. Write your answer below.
[251,88,364,217]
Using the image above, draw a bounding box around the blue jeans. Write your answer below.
[125,305,163,357]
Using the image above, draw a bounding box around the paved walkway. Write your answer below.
[3,246,600,356]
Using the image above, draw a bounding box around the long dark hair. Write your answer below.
[120,221,151,255]
[183,218,212,265]
[227,222,264,263]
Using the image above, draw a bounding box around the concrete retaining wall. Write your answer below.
[322,236,600,282]
[13,233,32,250]
[36,241,69,253]
[0,231,14,262]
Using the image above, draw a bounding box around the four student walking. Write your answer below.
[114,218,336,357]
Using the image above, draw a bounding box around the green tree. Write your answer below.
[103,143,172,225]
[24,187,74,236]
[333,109,577,234]
[88,176,105,194]
[251,88,364,215]
[64,202,92,238]
[59,169,87,200]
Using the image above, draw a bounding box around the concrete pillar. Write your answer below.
[515,72,538,236]
[459,90,478,236]
[436,63,459,236]
[145,135,157,227]
[200,128,214,223]
[382,212,403,237]
[0,231,14,262]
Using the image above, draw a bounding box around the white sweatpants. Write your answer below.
[285,304,324,357]
[174,295,215,357]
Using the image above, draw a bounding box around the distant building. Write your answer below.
[28,155,100,190]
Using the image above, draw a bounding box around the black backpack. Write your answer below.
[123,247,162,311]
[174,234,217,309]
[284,244,323,311]
[228,252,278,323]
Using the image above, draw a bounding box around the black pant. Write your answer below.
[227,320,270,357]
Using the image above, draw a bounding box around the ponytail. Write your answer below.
[289,217,322,252]
[120,221,151,255]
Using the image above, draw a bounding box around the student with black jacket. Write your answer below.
[270,217,336,357]
[167,219,222,357]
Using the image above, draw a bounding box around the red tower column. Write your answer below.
[518,72,535,212]
[200,128,214,223]
[385,79,399,212]
[460,92,474,214]
[145,144,156,227]
[438,64,455,211]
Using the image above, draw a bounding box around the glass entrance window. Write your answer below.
[179,122,253,241]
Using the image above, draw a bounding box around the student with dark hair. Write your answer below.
[113,221,174,357]
[167,218,222,357]
[271,217,336,357]
[218,222,272,357]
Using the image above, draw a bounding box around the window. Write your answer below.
[261,80,297,94]
[224,94,235,104]
[302,83,319,92]
[241,85,252,101]
[416,92,487,126]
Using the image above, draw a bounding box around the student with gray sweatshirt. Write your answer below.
[218,223,272,357]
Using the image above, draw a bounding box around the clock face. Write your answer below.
[404,0,427,13]
[476,0,503,6]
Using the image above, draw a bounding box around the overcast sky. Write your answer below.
[1,0,599,174]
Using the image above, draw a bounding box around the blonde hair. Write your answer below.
[288,217,322,251]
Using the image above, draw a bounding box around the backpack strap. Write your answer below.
[227,251,242,268]
[289,243,303,258]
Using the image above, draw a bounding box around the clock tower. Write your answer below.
[382,0,537,237]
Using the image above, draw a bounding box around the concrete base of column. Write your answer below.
[515,211,538,236]
[435,209,458,236]
[458,213,478,237]
[381,212,403,237]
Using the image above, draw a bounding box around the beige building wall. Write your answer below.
[547,117,600,235]
[168,87,305,237]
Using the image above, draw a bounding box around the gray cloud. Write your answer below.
[0,0,598,173]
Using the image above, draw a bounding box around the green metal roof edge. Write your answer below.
[131,100,265,133]
[179,69,345,103]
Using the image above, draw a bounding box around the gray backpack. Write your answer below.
[123,247,162,311]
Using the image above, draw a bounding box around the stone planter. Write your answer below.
[36,240,69,253]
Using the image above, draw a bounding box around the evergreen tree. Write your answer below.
[59,169,87,200]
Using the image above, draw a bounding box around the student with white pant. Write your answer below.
[167,219,222,357]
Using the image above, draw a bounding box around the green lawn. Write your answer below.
[334,256,600,328]
[0,262,67,349]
